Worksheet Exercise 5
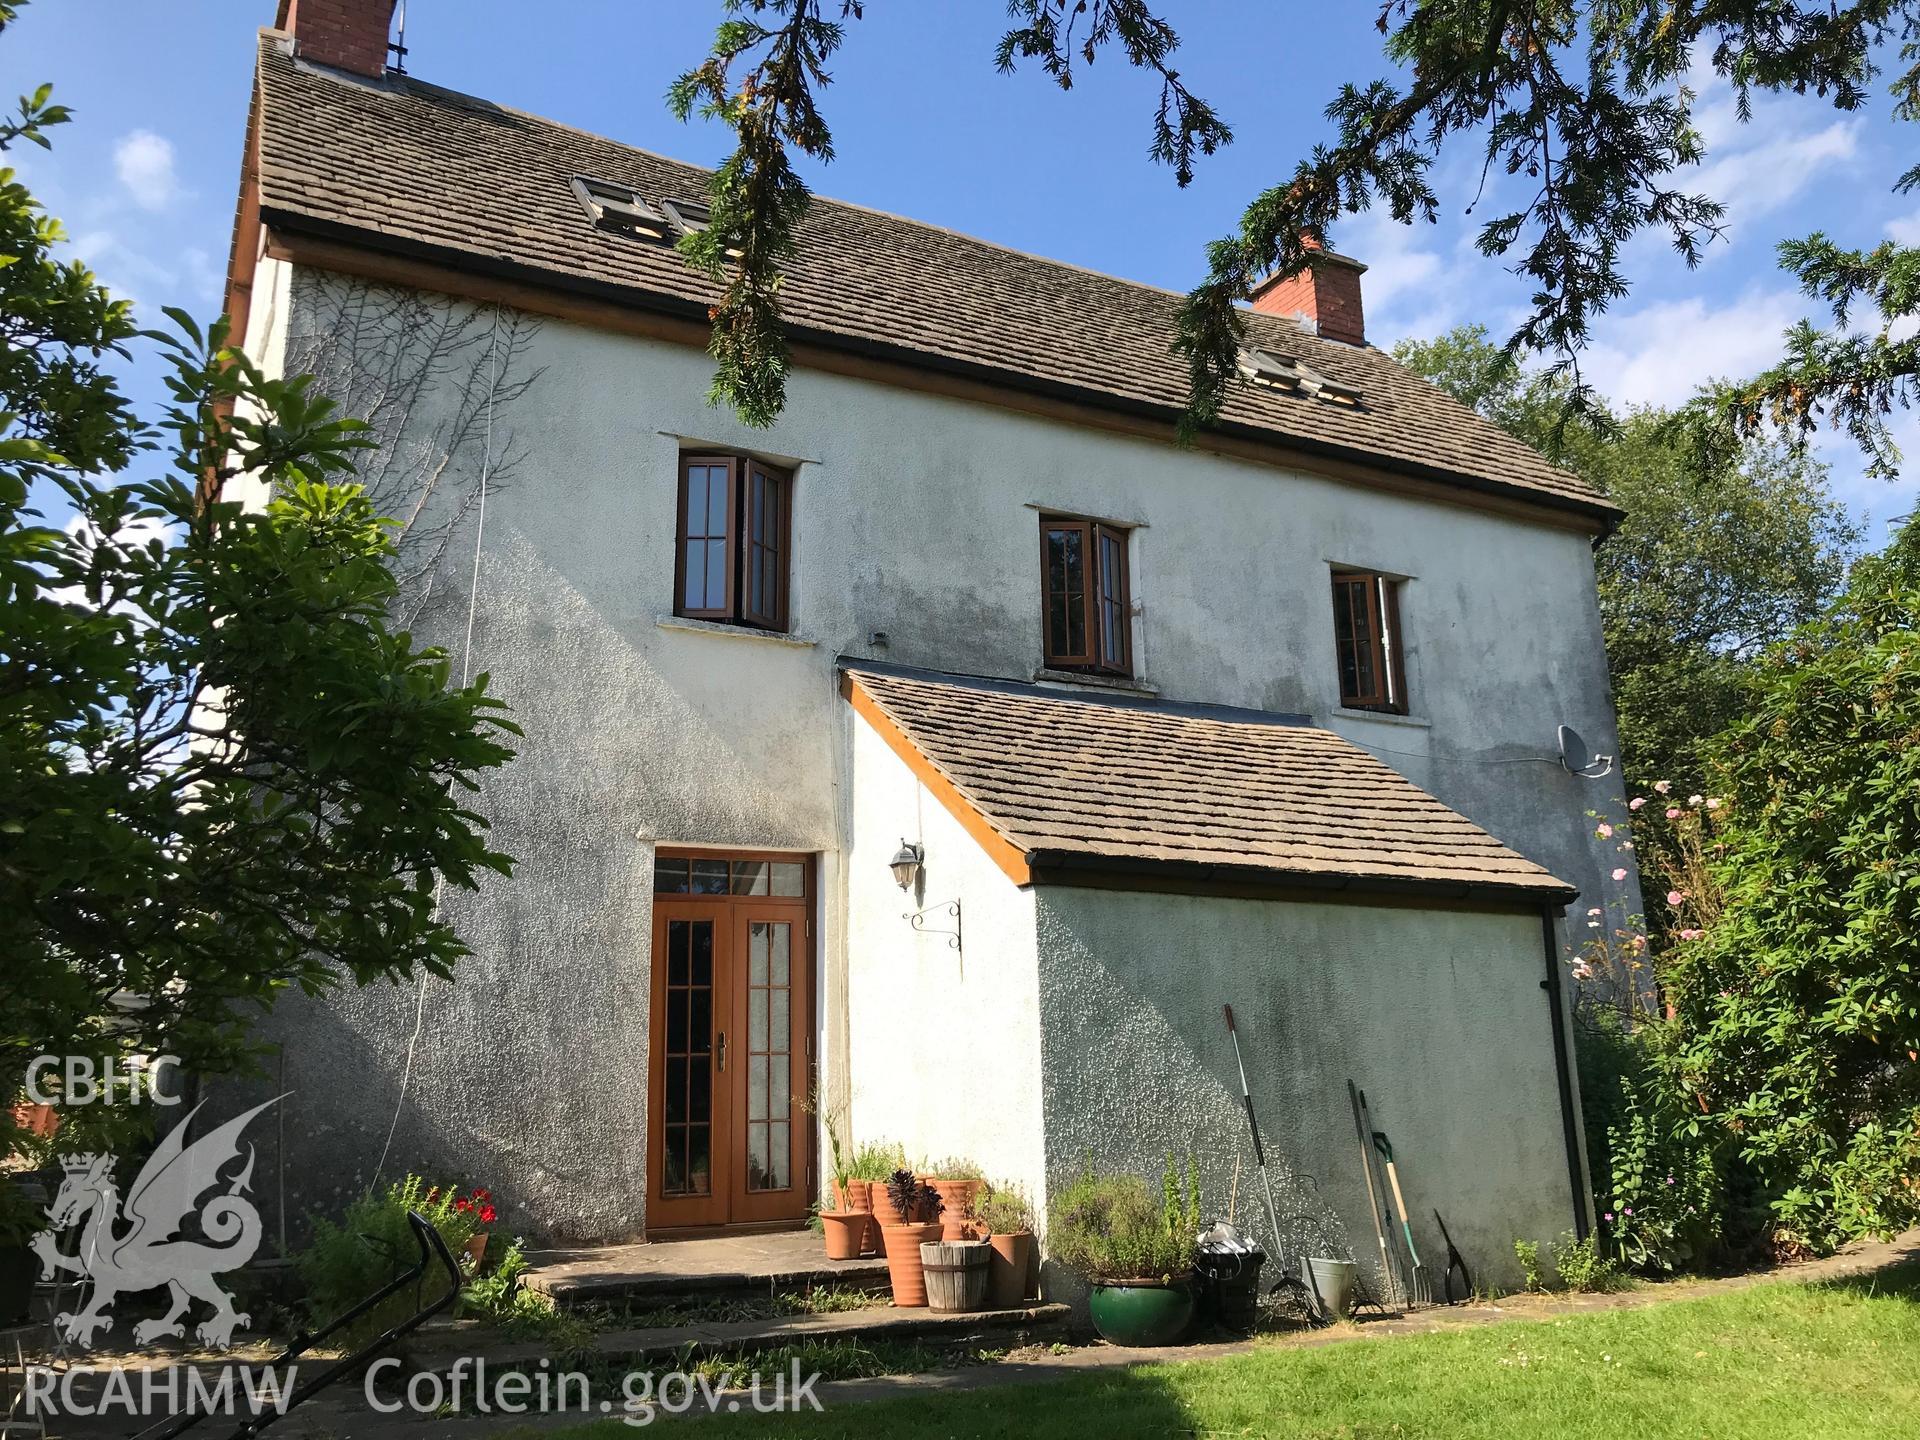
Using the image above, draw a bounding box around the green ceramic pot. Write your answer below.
[1087,1277,1195,1346]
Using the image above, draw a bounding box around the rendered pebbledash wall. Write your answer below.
[1034,888,1577,1293]
[221,259,1634,1240]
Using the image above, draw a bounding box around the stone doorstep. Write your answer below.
[402,1302,1073,1377]
[524,1258,893,1307]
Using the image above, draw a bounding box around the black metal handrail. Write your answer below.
[135,1208,463,1440]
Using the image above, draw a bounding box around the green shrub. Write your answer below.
[1513,1239,1546,1293]
[971,1181,1035,1235]
[295,1175,482,1343]
[1603,1078,1720,1272]
[1665,526,1920,1252]
[925,1155,985,1181]
[848,1140,909,1182]
[1047,1156,1198,1283]
[1552,1231,1631,1293]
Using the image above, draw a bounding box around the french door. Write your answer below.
[647,852,813,1231]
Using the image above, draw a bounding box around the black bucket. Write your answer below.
[1195,1228,1266,1335]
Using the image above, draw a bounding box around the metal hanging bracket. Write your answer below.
[903,899,962,952]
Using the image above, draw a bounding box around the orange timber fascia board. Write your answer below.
[840,672,1033,888]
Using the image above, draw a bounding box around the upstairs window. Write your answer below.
[1041,515,1131,676]
[1331,569,1407,713]
[677,455,791,632]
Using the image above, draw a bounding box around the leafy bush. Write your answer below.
[1552,1231,1630,1293]
[849,1140,909,1182]
[1513,1239,1546,1293]
[295,1175,482,1343]
[1047,1156,1198,1283]
[971,1181,1035,1236]
[925,1155,984,1181]
[1603,1079,1720,1272]
[1665,526,1920,1252]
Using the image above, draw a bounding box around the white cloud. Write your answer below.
[1689,119,1860,229]
[113,129,178,212]
[1578,286,1805,409]
[1888,208,1920,246]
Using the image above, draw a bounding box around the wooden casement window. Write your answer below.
[1331,570,1408,713]
[676,454,791,631]
[1041,515,1131,675]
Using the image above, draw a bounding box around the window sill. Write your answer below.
[1332,707,1432,729]
[656,614,817,648]
[1033,667,1161,699]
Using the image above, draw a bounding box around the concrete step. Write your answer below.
[404,1302,1071,1376]
[520,1232,891,1309]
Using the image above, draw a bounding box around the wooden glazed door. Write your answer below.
[649,852,813,1231]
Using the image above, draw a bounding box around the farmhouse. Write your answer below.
[224,0,1639,1284]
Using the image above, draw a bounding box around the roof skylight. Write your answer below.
[1237,346,1363,407]
[571,177,672,241]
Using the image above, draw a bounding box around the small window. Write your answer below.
[1331,570,1407,713]
[1041,514,1131,676]
[676,454,792,632]
[572,177,672,241]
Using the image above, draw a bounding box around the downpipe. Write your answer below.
[1539,907,1591,1240]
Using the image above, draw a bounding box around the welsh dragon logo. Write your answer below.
[30,1097,281,1351]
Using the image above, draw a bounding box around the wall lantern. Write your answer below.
[889,839,923,892]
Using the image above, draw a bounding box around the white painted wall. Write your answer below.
[232,266,1634,1240]
[842,713,1046,1203]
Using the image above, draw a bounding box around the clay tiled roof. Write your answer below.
[250,35,1618,527]
[845,665,1575,903]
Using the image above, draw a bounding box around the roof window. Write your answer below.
[1236,345,1362,407]
[571,177,672,241]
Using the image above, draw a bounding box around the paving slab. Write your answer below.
[404,1302,1072,1376]
[522,1231,889,1305]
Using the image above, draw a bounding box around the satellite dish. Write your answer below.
[1557,724,1614,779]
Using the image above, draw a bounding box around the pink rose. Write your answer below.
[1688,794,1703,806]
[1654,780,1672,794]
[1596,823,1614,838]
[1629,797,1646,810]
[1705,797,1722,810]
[1667,891,1685,906]
[1587,907,1603,917]
[1666,807,1682,819]
[1612,867,1628,881]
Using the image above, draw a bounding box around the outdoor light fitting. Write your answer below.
[889,839,923,891]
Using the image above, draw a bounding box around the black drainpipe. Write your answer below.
[1539,906,1591,1239]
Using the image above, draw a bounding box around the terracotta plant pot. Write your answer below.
[867,1178,905,1227]
[929,1179,985,1240]
[462,1232,490,1272]
[835,1179,879,1254]
[986,1230,1036,1308]
[880,1221,942,1307]
[820,1211,866,1262]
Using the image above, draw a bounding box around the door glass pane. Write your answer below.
[770,989,789,1055]
[770,1059,789,1119]
[654,857,690,893]
[749,922,769,986]
[749,1054,768,1122]
[663,918,715,1198]
[769,862,804,897]
[691,858,729,896]
[767,1121,790,1190]
[749,985,768,1051]
[747,1124,770,1191]
[771,924,789,985]
[731,861,769,896]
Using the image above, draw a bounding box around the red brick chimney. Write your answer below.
[1249,236,1368,346]
[275,0,398,77]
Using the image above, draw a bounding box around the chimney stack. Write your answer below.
[1249,236,1367,347]
[275,0,399,78]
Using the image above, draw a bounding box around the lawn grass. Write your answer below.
[555,1260,1920,1438]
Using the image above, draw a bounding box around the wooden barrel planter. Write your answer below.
[920,1240,990,1313]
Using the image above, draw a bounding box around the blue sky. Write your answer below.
[10,0,1917,538]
